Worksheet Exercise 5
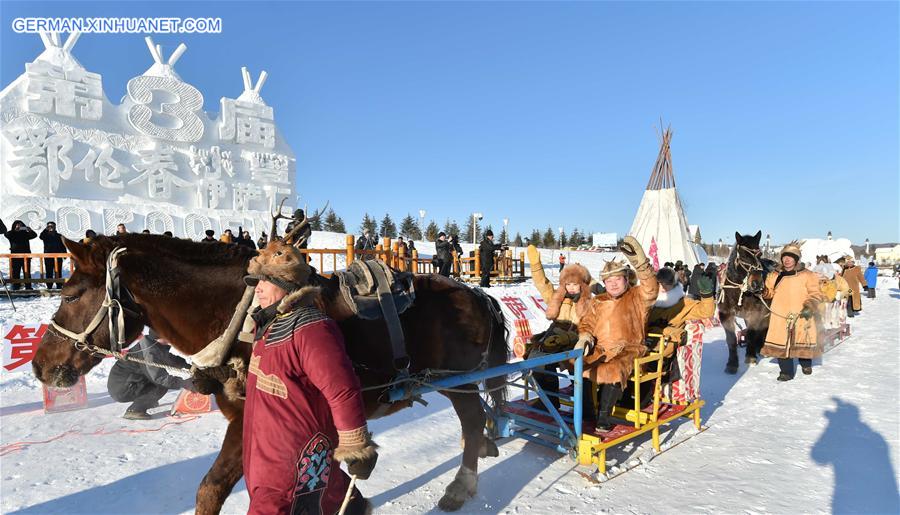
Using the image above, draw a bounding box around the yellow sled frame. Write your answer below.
[576,333,704,474]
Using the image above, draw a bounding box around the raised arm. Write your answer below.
[527,245,554,302]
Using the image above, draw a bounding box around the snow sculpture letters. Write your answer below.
[0,32,297,239]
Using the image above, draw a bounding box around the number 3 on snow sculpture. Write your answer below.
[126,37,204,143]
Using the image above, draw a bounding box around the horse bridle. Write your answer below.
[719,244,765,307]
[48,247,143,358]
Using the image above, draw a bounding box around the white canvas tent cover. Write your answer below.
[628,127,701,267]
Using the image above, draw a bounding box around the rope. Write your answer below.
[48,245,190,376]
[0,415,200,456]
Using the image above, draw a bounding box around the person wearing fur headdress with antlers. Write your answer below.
[575,236,659,432]
[526,245,596,420]
[241,237,376,514]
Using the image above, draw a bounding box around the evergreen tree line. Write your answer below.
[307,207,593,248]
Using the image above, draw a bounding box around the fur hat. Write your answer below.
[780,241,802,261]
[545,263,592,319]
[244,239,312,292]
[205,229,214,237]
[484,230,493,238]
[600,259,628,279]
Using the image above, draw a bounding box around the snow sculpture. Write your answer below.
[219,68,275,149]
[129,145,191,200]
[0,32,297,246]
[126,38,204,143]
[75,145,126,189]
[103,207,134,233]
[184,213,213,240]
[26,32,102,120]
[7,202,47,228]
[56,205,91,238]
[145,211,175,234]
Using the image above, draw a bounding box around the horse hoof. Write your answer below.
[724,365,738,375]
[745,356,758,365]
[438,494,466,512]
[479,437,499,458]
[438,467,477,511]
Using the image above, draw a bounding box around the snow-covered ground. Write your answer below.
[1,254,899,513]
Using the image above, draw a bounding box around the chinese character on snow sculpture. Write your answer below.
[26,32,102,120]
[220,67,276,149]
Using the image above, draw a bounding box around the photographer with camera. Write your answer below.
[434,232,453,276]
[478,230,507,287]
[39,221,66,289]
[4,220,37,291]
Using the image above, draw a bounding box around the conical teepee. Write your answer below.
[628,126,700,267]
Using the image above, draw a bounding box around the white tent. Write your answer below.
[628,127,701,267]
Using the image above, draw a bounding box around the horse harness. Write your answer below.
[47,247,189,375]
[717,245,766,308]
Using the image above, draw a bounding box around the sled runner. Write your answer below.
[387,332,706,478]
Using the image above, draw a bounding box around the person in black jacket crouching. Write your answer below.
[107,330,197,419]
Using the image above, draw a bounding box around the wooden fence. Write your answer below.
[0,235,525,291]
[0,253,73,290]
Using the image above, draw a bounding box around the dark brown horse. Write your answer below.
[716,231,773,374]
[32,233,508,513]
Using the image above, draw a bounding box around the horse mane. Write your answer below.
[88,234,256,267]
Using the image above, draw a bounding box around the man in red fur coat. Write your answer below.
[242,240,377,514]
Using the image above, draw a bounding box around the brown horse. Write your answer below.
[32,233,508,513]
[717,231,773,374]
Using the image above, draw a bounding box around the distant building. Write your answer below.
[592,232,618,248]
[875,245,900,265]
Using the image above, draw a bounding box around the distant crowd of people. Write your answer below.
[0,217,270,291]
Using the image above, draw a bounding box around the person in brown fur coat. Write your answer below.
[526,245,595,419]
[576,236,658,432]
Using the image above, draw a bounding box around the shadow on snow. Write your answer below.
[8,454,245,515]
[811,396,900,514]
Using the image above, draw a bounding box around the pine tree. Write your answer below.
[332,216,346,233]
[425,220,440,241]
[379,213,397,238]
[542,226,557,249]
[442,219,460,238]
[399,214,422,240]
[569,228,581,247]
[529,229,542,247]
[513,232,523,247]
[359,213,377,236]
[499,227,508,244]
[559,230,568,249]
[309,212,323,231]
[323,208,342,232]
[462,217,482,243]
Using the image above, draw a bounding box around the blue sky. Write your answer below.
[2,1,898,243]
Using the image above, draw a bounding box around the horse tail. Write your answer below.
[478,290,508,407]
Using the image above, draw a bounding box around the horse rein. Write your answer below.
[46,248,187,374]
[718,245,765,307]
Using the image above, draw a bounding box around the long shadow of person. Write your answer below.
[811,397,900,514]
